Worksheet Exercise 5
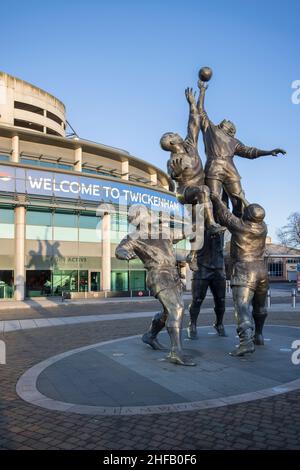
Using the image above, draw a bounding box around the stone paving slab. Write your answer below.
[1,311,300,450]
[16,325,300,416]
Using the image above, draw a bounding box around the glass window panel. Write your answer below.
[111,271,128,291]
[0,208,14,224]
[26,270,52,297]
[54,227,78,241]
[91,272,101,291]
[129,271,146,291]
[26,210,52,226]
[79,228,101,242]
[26,225,52,240]
[0,155,9,161]
[79,270,88,292]
[54,212,77,228]
[0,224,14,239]
[79,214,100,229]
[0,270,14,298]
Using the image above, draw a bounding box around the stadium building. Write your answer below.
[0,72,188,301]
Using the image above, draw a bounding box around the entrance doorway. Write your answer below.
[0,270,14,299]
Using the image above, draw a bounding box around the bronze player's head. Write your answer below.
[219,119,236,137]
[243,204,265,223]
[160,132,184,152]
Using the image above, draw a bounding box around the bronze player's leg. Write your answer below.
[184,185,225,235]
[205,178,224,224]
[188,274,209,339]
[252,279,268,345]
[157,288,196,366]
[224,180,245,218]
[142,309,168,351]
[230,286,255,356]
[209,271,227,336]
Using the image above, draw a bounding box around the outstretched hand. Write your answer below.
[185,87,196,105]
[197,79,208,92]
[271,148,286,156]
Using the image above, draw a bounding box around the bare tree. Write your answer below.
[277,212,300,248]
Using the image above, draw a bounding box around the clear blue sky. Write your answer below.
[2,0,299,240]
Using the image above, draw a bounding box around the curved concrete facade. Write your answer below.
[0,72,66,137]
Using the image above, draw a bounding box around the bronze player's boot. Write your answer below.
[230,327,255,357]
[187,304,199,339]
[253,312,267,346]
[142,312,167,351]
[213,323,227,337]
[213,307,227,337]
[167,326,196,366]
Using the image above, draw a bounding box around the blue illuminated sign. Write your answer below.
[0,164,182,214]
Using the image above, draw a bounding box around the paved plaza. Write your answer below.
[0,293,300,450]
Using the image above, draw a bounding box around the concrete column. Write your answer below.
[121,159,129,180]
[150,172,157,186]
[74,146,82,172]
[14,200,26,301]
[102,212,111,291]
[11,135,19,163]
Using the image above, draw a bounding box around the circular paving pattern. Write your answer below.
[16,325,300,415]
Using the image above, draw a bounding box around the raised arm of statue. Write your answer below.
[185,87,200,145]
[197,80,210,132]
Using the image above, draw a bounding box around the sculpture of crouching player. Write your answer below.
[115,205,196,366]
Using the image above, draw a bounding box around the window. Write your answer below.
[79,213,101,242]
[46,110,63,126]
[26,209,52,240]
[91,272,101,291]
[14,101,44,115]
[53,212,78,241]
[46,127,62,137]
[268,261,283,277]
[14,119,43,132]
[0,208,14,239]
[0,270,14,299]
[111,271,128,291]
[0,155,9,161]
[20,156,73,171]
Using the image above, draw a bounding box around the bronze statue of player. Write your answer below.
[211,192,269,356]
[115,206,196,366]
[197,67,286,217]
[187,230,227,339]
[160,87,225,235]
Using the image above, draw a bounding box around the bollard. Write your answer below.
[292,289,296,308]
[61,290,64,302]
[130,289,133,298]
[226,280,231,294]
[267,289,271,308]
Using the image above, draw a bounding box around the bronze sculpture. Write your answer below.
[197,77,286,217]
[211,192,269,356]
[187,231,226,339]
[115,206,196,366]
[161,87,224,235]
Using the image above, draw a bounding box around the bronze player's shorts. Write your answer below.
[205,159,241,184]
[146,267,182,297]
[231,261,268,292]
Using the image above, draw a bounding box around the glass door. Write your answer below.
[90,272,101,291]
